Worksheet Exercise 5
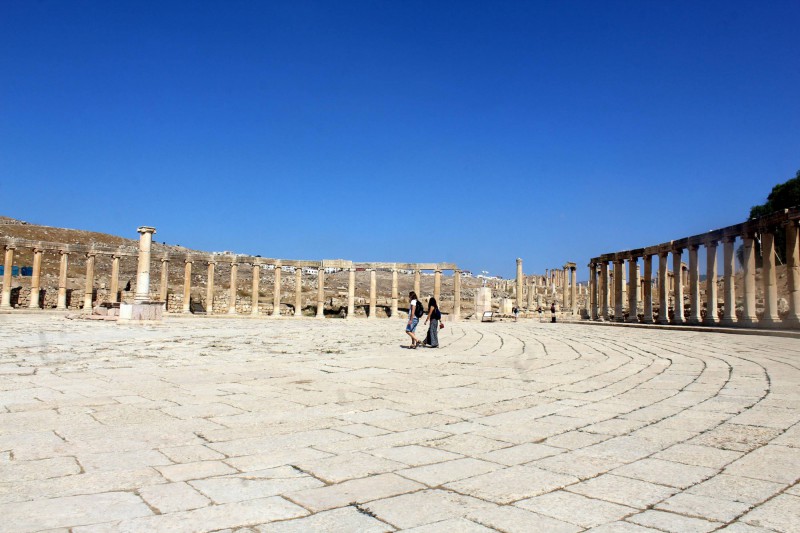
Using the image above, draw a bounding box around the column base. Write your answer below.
[642,315,654,323]
[719,317,737,326]
[703,317,718,326]
[626,316,640,323]
[687,317,702,325]
[271,312,280,318]
[759,316,781,328]
[738,317,758,327]
[782,315,800,328]
[227,309,237,315]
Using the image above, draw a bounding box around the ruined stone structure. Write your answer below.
[513,259,583,316]
[0,227,464,320]
[588,207,800,329]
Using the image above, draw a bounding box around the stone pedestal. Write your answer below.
[500,298,513,315]
[119,301,164,322]
[475,287,492,318]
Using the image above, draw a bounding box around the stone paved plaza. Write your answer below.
[1,315,800,532]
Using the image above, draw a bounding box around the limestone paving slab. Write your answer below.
[2,315,800,532]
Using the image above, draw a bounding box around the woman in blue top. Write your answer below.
[422,297,441,348]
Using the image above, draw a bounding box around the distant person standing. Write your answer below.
[513,306,519,321]
[405,291,423,348]
[551,302,557,323]
[422,297,441,348]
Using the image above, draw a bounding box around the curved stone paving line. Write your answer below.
[0,315,799,532]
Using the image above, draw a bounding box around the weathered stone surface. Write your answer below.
[2,315,799,531]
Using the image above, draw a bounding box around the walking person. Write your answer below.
[422,297,441,348]
[551,301,557,323]
[405,291,423,348]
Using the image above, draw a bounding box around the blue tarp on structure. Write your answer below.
[0,266,26,276]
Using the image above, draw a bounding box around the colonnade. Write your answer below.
[0,228,464,320]
[588,208,800,328]
[514,259,580,315]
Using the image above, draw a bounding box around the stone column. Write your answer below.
[658,251,669,324]
[182,259,192,314]
[516,258,523,308]
[369,269,377,319]
[570,267,577,315]
[786,222,800,327]
[347,267,355,319]
[741,235,757,326]
[83,252,96,310]
[57,250,69,310]
[228,262,238,314]
[671,249,685,324]
[643,255,653,323]
[562,266,569,311]
[612,260,623,321]
[134,226,156,302]
[704,240,719,325]
[251,263,261,316]
[434,269,441,304]
[760,229,780,326]
[721,236,737,325]
[527,280,533,310]
[687,245,701,324]
[0,245,15,309]
[453,269,461,321]
[110,255,121,303]
[316,266,325,318]
[413,268,421,298]
[206,261,216,314]
[159,258,168,303]
[28,248,43,309]
[391,268,398,318]
[271,262,281,317]
[627,258,638,322]
[600,261,610,321]
[294,267,302,317]
[589,263,597,320]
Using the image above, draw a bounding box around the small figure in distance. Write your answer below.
[537,306,543,322]
[405,291,422,348]
[422,297,441,348]
[513,305,519,322]
[551,302,557,323]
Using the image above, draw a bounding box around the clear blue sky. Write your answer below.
[2,1,798,278]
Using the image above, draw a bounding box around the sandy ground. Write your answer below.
[1,314,799,532]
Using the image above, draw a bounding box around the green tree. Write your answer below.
[738,170,800,266]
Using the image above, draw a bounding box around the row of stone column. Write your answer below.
[589,223,800,327]
[1,241,463,320]
[515,259,579,314]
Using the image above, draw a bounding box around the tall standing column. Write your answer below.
[391,268,398,318]
[251,263,261,316]
[658,251,669,324]
[643,255,653,323]
[589,263,597,320]
[515,258,523,308]
[182,259,192,314]
[134,226,156,302]
[612,260,623,321]
[741,235,757,326]
[434,269,441,304]
[760,230,780,326]
[562,266,569,311]
[704,240,719,325]
[159,258,168,303]
[57,250,69,310]
[347,267,355,319]
[294,267,302,317]
[527,281,533,310]
[671,249,685,324]
[228,262,238,314]
[687,245,701,324]
[272,262,281,317]
[29,248,43,309]
[83,252,96,310]
[600,261,610,321]
[110,255,121,303]
[316,266,325,318]
[413,268,421,298]
[570,267,577,315]
[627,258,638,322]
[721,236,737,325]
[786,222,800,327]
[453,269,461,321]
[1,245,15,309]
[206,261,216,314]
[369,269,377,319]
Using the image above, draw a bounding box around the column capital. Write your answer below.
[703,237,719,247]
[273,260,282,268]
[59,248,69,256]
[137,226,156,235]
[671,246,684,254]
[184,258,193,265]
[688,243,700,251]
[349,266,356,272]
[4,243,16,251]
[159,256,169,263]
